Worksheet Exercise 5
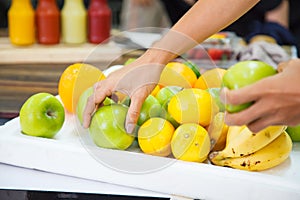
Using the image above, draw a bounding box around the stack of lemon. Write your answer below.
[138,61,228,163]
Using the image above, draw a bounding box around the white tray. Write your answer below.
[0,112,299,200]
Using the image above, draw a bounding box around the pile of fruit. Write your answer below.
[19,59,299,172]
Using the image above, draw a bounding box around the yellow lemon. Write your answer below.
[138,117,175,157]
[159,62,197,88]
[171,123,210,162]
[168,88,218,127]
[193,68,226,90]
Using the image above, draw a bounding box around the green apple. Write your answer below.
[137,95,162,126]
[76,87,115,124]
[206,88,225,112]
[286,125,300,142]
[89,104,134,150]
[160,101,180,128]
[76,87,93,124]
[155,86,182,128]
[155,86,182,106]
[222,60,276,113]
[19,92,65,138]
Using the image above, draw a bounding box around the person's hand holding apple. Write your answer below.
[221,59,300,133]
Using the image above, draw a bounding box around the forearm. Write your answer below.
[142,0,260,65]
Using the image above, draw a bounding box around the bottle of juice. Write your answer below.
[8,0,35,46]
[36,0,60,44]
[61,0,87,44]
[88,0,112,44]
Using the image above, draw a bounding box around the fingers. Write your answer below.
[125,90,149,134]
[224,98,269,129]
[220,85,259,108]
[83,81,112,128]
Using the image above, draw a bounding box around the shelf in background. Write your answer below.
[0,37,123,118]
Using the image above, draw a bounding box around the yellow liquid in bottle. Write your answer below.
[61,0,87,44]
[8,0,35,46]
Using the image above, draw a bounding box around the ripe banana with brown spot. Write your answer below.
[209,131,292,171]
[211,125,286,160]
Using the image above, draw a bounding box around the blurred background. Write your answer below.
[0,0,123,29]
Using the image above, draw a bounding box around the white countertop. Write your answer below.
[0,162,170,198]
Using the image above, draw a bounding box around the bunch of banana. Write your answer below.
[209,125,293,171]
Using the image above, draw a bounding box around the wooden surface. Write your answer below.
[0,37,122,64]
[0,37,126,118]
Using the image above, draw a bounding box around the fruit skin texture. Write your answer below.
[137,95,162,126]
[206,88,225,112]
[222,61,276,113]
[20,93,65,138]
[207,112,229,151]
[171,123,210,163]
[211,125,286,160]
[194,68,227,90]
[138,117,175,157]
[58,63,105,113]
[286,125,300,142]
[76,87,93,124]
[168,88,218,127]
[89,104,134,150]
[209,131,292,171]
[159,62,197,88]
[183,60,201,78]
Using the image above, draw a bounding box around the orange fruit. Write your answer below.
[138,117,175,157]
[171,123,210,162]
[58,63,105,113]
[159,62,197,88]
[193,68,226,89]
[168,88,218,127]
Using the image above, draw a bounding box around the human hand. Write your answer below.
[82,54,165,134]
[220,59,300,132]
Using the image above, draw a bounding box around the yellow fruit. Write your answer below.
[159,62,197,88]
[207,112,229,151]
[171,123,210,162]
[58,63,105,113]
[151,85,161,96]
[193,68,227,89]
[138,117,175,157]
[168,88,218,127]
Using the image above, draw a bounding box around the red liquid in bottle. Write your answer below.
[88,0,112,44]
[36,0,60,44]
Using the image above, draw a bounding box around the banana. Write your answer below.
[226,125,245,145]
[209,131,292,171]
[212,125,286,160]
[207,112,229,151]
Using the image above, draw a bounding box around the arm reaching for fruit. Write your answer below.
[221,58,300,133]
[83,0,260,133]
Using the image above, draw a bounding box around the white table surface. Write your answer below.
[0,162,171,199]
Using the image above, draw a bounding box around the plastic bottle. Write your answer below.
[61,0,87,44]
[36,0,60,44]
[8,0,35,46]
[88,0,112,44]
